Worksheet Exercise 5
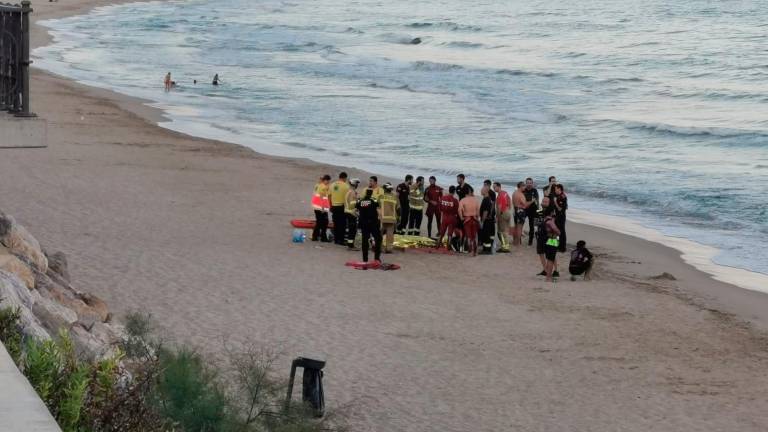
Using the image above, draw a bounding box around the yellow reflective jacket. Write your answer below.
[409,186,425,210]
[345,189,358,215]
[379,192,399,223]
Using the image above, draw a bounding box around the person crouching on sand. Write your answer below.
[569,240,594,281]
[458,187,480,256]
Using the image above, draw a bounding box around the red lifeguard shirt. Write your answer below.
[439,195,459,217]
[496,190,511,213]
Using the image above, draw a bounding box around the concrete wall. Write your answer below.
[0,117,48,148]
[0,343,62,432]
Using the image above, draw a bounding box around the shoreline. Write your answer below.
[3,1,767,430]
[32,0,768,294]
[29,0,768,319]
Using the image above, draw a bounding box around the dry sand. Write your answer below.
[0,0,767,430]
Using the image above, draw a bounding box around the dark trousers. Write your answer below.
[556,216,567,252]
[527,208,537,245]
[481,219,495,252]
[345,214,357,247]
[408,209,423,235]
[426,209,441,238]
[397,202,410,234]
[312,210,328,241]
[331,206,346,245]
[361,224,382,262]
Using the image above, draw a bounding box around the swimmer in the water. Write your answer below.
[212,73,219,86]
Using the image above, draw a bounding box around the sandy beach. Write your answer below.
[1,0,767,430]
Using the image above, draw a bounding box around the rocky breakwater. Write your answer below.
[0,210,123,360]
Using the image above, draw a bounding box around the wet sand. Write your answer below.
[0,0,767,430]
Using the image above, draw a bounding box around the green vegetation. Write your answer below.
[0,306,22,363]
[0,308,345,432]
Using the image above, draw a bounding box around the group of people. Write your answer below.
[163,72,220,92]
[311,172,593,281]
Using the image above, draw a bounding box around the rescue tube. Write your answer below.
[290,219,334,229]
[344,261,400,270]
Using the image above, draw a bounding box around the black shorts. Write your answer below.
[569,265,585,275]
[536,238,546,255]
[545,245,558,261]
[514,209,527,225]
[569,262,591,275]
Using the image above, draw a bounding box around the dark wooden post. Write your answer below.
[14,0,34,117]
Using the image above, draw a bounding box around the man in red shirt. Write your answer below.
[424,176,443,239]
[493,182,511,252]
[436,186,459,249]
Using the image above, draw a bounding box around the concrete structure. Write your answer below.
[0,117,48,148]
[0,343,61,432]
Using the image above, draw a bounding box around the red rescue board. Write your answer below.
[290,219,334,229]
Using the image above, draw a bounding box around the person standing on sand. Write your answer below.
[512,182,530,246]
[164,72,172,92]
[493,182,511,253]
[524,177,540,246]
[455,174,473,201]
[543,176,557,199]
[356,189,382,263]
[378,183,399,253]
[396,175,413,235]
[311,174,331,242]
[542,206,561,282]
[437,186,460,249]
[458,187,480,256]
[330,172,350,246]
[536,196,551,276]
[344,178,361,249]
[408,176,425,236]
[479,185,496,254]
[424,176,443,238]
[365,176,384,201]
[552,183,568,252]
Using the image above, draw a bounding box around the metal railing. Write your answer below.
[0,0,34,117]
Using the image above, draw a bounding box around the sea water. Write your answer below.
[34,0,768,285]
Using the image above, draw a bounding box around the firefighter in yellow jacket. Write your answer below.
[407,176,425,235]
[311,175,331,242]
[378,183,400,253]
[344,178,361,249]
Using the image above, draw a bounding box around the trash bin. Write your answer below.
[286,357,326,417]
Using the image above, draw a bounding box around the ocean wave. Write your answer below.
[496,68,557,78]
[411,60,465,72]
[597,77,644,84]
[366,82,456,96]
[440,41,485,49]
[406,21,482,32]
[378,32,430,45]
[623,121,768,138]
